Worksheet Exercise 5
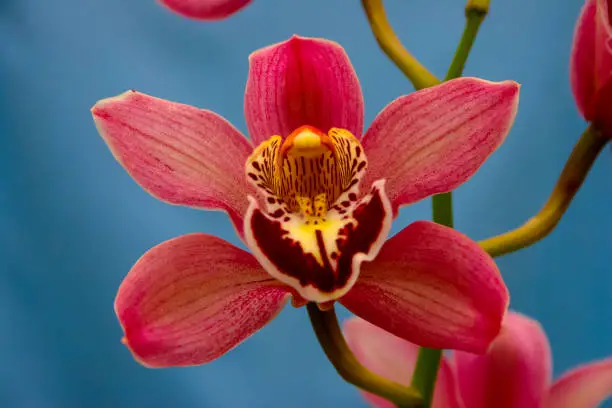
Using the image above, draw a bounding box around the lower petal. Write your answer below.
[343,317,464,408]
[543,358,612,408]
[454,312,552,408]
[340,221,508,353]
[115,233,290,367]
[244,180,392,303]
[159,0,252,20]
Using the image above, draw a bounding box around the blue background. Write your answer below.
[1,0,610,407]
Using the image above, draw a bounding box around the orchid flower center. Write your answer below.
[244,125,391,303]
[248,125,366,222]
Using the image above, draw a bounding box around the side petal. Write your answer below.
[343,317,464,408]
[361,77,519,210]
[340,220,508,354]
[159,0,251,20]
[115,233,290,367]
[244,36,364,146]
[570,0,598,119]
[543,358,612,408]
[92,91,253,235]
[454,312,552,408]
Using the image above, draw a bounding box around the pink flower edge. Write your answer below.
[159,0,252,20]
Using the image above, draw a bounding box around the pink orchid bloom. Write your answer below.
[91,35,518,368]
[345,312,612,408]
[159,0,250,20]
[570,0,612,136]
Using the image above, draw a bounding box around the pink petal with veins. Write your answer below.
[115,233,290,367]
[361,77,519,211]
[245,36,364,146]
[92,91,253,236]
[340,221,508,354]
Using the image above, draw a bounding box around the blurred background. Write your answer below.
[1,0,610,407]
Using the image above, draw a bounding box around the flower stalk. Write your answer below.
[429,0,488,267]
[414,2,490,406]
[306,303,424,408]
[445,1,488,81]
[479,126,609,257]
[361,0,440,90]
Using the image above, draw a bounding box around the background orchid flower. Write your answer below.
[345,312,612,408]
[159,0,251,20]
[570,0,612,136]
[91,35,518,368]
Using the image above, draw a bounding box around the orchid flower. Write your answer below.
[91,35,518,368]
[570,0,612,136]
[345,312,612,408]
[159,0,250,20]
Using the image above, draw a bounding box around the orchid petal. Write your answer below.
[570,0,612,133]
[245,36,364,146]
[92,91,253,235]
[570,0,598,119]
[361,78,519,210]
[543,358,612,408]
[454,312,552,408]
[159,0,251,20]
[593,0,612,133]
[343,317,464,408]
[115,233,290,367]
[340,220,508,353]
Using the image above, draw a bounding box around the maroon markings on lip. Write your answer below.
[248,185,388,295]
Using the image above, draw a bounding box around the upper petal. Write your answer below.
[244,36,364,146]
[343,317,464,408]
[115,233,290,367]
[159,0,251,20]
[570,0,598,119]
[92,91,253,235]
[361,78,519,210]
[454,312,552,408]
[340,220,509,353]
[543,357,612,408]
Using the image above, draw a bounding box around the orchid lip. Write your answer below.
[243,126,393,303]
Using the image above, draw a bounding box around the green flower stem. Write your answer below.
[409,348,443,407]
[361,0,440,90]
[431,193,454,229]
[306,303,424,408]
[444,4,487,81]
[414,2,489,406]
[479,126,609,257]
[429,0,487,280]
